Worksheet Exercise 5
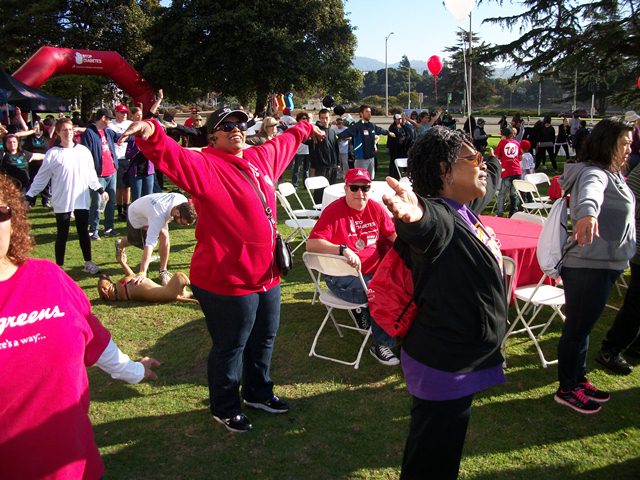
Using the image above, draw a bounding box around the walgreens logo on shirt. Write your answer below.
[0,305,65,336]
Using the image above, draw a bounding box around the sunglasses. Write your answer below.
[0,206,11,222]
[348,184,371,193]
[458,150,484,167]
[216,121,248,132]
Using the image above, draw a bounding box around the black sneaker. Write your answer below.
[353,307,371,331]
[596,350,633,375]
[578,378,610,403]
[624,344,640,358]
[369,344,400,366]
[103,229,120,237]
[554,387,602,414]
[244,395,289,414]
[212,413,253,433]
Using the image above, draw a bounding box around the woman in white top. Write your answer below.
[26,118,108,274]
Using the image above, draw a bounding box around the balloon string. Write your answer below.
[435,76,438,103]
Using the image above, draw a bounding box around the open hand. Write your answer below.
[311,125,326,143]
[140,357,161,380]
[573,215,599,247]
[383,176,423,223]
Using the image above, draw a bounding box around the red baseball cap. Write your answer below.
[190,107,199,114]
[344,168,372,184]
[115,104,129,113]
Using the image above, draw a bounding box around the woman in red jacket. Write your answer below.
[120,107,324,433]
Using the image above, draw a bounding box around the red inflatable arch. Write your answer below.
[13,46,156,113]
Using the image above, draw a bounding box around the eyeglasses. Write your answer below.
[0,206,12,222]
[216,121,248,132]
[458,150,484,167]
[348,184,371,193]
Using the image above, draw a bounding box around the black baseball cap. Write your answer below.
[95,107,115,119]
[206,107,249,133]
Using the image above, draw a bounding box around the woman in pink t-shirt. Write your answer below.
[0,174,160,480]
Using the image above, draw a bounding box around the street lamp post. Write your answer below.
[385,32,394,117]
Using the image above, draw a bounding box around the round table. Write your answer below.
[480,215,545,291]
[321,181,398,210]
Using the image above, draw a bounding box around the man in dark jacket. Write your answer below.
[337,105,395,179]
[81,108,121,240]
[309,109,340,202]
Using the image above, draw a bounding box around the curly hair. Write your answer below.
[177,201,198,224]
[0,174,34,264]
[406,126,471,197]
[580,119,632,169]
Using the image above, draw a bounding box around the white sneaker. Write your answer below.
[83,261,101,275]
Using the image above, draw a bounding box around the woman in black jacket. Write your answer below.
[383,127,508,480]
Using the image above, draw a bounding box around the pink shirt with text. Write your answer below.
[0,258,111,480]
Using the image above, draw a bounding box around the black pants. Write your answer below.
[28,161,51,203]
[401,394,474,480]
[55,210,91,266]
[602,263,640,353]
[535,146,557,170]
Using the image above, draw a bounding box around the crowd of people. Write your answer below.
[0,98,638,480]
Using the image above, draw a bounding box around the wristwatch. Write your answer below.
[338,244,347,256]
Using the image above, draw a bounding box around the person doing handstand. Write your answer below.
[97,248,197,303]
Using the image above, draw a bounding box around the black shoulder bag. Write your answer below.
[236,167,292,276]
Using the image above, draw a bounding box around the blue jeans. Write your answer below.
[324,274,396,348]
[496,175,520,217]
[291,154,310,188]
[89,173,116,233]
[192,284,281,418]
[558,267,621,390]
[129,172,155,201]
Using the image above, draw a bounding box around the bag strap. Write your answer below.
[235,165,275,226]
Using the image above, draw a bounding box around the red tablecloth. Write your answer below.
[480,215,545,292]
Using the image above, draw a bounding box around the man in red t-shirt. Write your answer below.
[494,126,522,217]
[306,168,399,365]
[81,108,121,240]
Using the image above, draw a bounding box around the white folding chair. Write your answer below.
[302,252,372,369]
[395,157,408,178]
[399,176,411,185]
[276,192,317,254]
[304,176,330,210]
[502,258,566,368]
[513,180,552,218]
[524,173,551,202]
[510,211,546,226]
[277,182,320,218]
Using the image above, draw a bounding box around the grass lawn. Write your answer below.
[25,141,640,480]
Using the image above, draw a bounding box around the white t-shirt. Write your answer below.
[27,145,102,213]
[127,192,188,247]
[520,152,535,172]
[109,119,132,159]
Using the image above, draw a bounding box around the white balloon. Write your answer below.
[444,0,475,21]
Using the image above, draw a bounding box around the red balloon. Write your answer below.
[427,55,443,77]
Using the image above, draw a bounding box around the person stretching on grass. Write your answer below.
[97,248,197,303]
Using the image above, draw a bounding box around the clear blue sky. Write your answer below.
[345,0,523,63]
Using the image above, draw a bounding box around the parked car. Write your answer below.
[559,109,589,118]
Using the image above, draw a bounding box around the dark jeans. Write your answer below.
[291,154,310,188]
[129,172,155,201]
[192,284,281,418]
[401,394,474,480]
[558,266,621,389]
[535,146,557,170]
[602,263,640,353]
[324,274,396,348]
[54,210,91,265]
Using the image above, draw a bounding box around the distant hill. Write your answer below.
[353,56,427,74]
